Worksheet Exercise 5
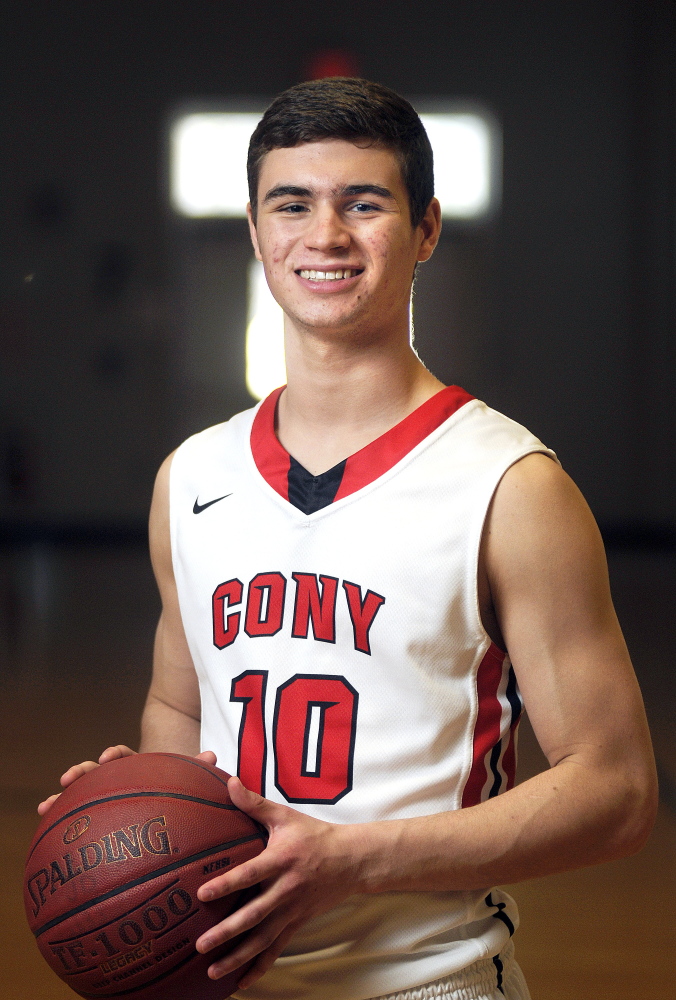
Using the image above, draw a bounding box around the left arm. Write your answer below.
[196,454,658,988]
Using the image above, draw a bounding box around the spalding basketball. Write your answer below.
[24,753,267,999]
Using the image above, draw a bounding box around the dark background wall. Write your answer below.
[1,0,674,538]
[0,0,676,542]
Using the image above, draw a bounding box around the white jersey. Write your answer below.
[169,386,554,1000]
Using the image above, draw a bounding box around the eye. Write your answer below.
[349,201,380,213]
[278,203,308,214]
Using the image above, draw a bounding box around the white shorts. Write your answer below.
[369,942,531,1000]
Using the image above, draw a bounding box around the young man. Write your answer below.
[41,79,658,1000]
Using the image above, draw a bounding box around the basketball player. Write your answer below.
[40,79,658,1000]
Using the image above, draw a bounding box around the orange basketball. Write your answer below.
[24,753,267,998]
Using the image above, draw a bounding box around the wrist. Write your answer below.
[341,819,409,895]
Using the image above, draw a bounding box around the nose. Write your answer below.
[304,204,350,253]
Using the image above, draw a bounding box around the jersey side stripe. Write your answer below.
[488,740,505,798]
[500,666,523,792]
[462,643,506,808]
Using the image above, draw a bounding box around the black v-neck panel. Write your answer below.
[287,456,347,515]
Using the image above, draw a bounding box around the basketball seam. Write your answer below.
[158,753,233,791]
[33,832,265,938]
[27,792,239,863]
[48,878,181,945]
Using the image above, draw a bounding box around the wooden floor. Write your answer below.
[1,545,674,999]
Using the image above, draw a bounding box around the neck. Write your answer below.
[277,316,445,475]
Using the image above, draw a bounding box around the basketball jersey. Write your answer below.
[169,386,555,1000]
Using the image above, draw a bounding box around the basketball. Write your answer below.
[24,753,268,999]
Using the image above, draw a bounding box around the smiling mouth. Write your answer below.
[297,268,362,281]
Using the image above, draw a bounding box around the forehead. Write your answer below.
[257,139,406,196]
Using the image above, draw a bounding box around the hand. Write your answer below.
[195,777,365,990]
[37,745,138,815]
[37,747,218,815]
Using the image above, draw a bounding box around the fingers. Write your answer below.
[38,746,137,815]
[60,746,134,789]
[60,760,101,788]
[196,750,217,766]
[235,923,299,989]
[226,776,281,826]
[198,861,303,954]
[208,919,299,986]
[37,792,60,815]
[198,847,275,902]
[197,893,265,954]
[198,886,296,968]
[98,745,136,764]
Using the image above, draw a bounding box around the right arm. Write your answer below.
[141,450,203,755]
[38,452,212,815]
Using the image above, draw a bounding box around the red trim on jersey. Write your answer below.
[333,384,475,501]
[250,386,290,501]
[462,643,506,808]
[251,384,474,505]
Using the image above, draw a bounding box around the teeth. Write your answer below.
[299,269,356,280]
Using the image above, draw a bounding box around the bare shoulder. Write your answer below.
[149,450,178,590]
[485,452,606,582]
[149,450,177,530]
[478,452,604,649]
[491,450,598,531]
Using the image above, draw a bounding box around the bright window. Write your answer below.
[246,259,285,401]
[170,110,496,220]
[170,113,261,218]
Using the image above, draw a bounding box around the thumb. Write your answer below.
[227,775,281,828]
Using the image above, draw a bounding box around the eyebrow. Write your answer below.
[263,183,396,203]
[263,185,312,203]
[340,184,395,199]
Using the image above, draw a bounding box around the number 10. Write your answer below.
[229,671,359,805]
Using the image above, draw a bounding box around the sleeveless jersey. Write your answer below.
[169,386,555,1000]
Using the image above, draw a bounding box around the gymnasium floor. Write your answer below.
[1,544,674,999]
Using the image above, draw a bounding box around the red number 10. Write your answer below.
[229,671,358,804]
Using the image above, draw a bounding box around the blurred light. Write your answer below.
[246,258,286,401]
[305,49,360,79]
[170,111,495,220]
[170,114,261,217]
[420,114,491,217]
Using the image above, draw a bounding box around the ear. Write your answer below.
[247,203,264,262]
[416,197,442,262]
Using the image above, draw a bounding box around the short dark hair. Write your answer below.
[247,78,434,228]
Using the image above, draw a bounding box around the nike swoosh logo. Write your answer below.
[193,494,232,514]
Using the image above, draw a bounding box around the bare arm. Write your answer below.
[38,452,212,814]
[333,454,658,889]
[195,453,658,988]
[141,451,203,755]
